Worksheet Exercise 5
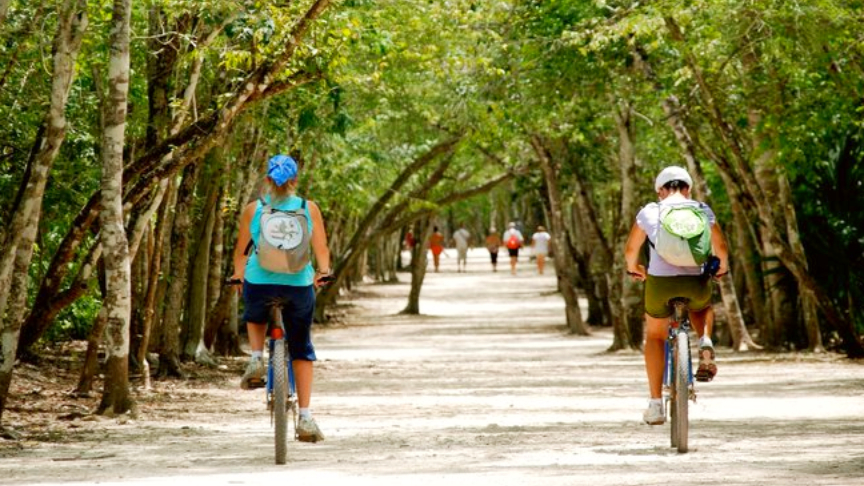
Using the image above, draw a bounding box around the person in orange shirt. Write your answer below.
[485,227,502,272]
[429,226,445,272]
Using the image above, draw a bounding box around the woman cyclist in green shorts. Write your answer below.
[624,166,729,425]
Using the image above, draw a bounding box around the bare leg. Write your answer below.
[433,253,440,272]
[247,322,266,352]
[293,359,313,409]
[689,306,714,341]
[537,254,546,274]
[510,256,517,274]
[644,314,668,399]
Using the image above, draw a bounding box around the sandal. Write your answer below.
[696,345,717,382]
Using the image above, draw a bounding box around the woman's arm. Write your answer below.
[623,222,648,281]
[308,200,331,276]
[711,223,730,277]
[230,202,257,282]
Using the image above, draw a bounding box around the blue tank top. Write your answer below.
[246,195,314,286]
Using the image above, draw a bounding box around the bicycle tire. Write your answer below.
[669,396,677,448]
[673,331,689,453]
[273,338,288,464]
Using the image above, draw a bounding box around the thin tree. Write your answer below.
[0,0,88,425]
[97,0,134,415]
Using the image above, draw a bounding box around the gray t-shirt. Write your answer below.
[635,196,716,277]
[531,231,551,254]
[453,228,471,250]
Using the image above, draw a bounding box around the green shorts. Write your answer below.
[644,275,712,318]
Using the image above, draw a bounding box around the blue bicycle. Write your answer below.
[265,299,298,465]
[665,297,696,453]
[227,280,297,465]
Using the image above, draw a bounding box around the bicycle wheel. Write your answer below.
[673,331,689,453]
[272,338,288,465]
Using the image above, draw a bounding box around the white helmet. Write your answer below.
[654,166,693,192]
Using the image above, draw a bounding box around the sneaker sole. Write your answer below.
[240,378,266,390]
[696,364,716,382]
[297,434,324,443]
[696,348,717,382]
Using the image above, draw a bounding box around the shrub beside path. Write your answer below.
[4,249,864,485]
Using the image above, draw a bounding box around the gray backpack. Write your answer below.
[255,198,311,274]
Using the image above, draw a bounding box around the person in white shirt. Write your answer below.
[501,222,524,275]
[530,226,552,275]
[452,224,471,272]
[624,166,729,426]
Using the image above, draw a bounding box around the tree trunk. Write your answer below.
[147,180,178,366]
[567,169,620,335]
[567,197,612,327]
[402,218,433,315]
[533,136,590,335]
[137,187,171,390]
[612,101,642,348]
[97,0,133,416]
[207,190,225,322]
[0,0,11,24]
[0,0,87,341]
[0,208,40,424]
[158,163,200,378]
[777,172,823,352]
[182,181,219,366]
[75,308,107,395]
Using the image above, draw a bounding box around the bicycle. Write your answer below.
[228,275,334,464]
[665,297,696,453]
[227,279,298,465]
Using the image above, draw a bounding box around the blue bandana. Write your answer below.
[267,155,298,186]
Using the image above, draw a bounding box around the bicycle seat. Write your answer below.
[668,297,691,308]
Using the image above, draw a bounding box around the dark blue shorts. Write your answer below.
[242,282,317,361]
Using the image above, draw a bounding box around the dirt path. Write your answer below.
[4,249,864,485]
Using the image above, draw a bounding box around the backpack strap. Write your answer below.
[259,197,271,213]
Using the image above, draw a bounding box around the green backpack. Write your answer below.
[651,203,712,267]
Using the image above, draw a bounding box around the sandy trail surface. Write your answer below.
[3,249,864,485]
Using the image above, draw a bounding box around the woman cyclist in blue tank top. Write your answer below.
[230,154,332,443]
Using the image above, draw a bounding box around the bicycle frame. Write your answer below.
[662,306,695,392]
[664,300,696,453]
[266,330,297,415]
[265,307,298,436]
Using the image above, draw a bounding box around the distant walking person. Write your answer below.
[502,222,524,275]
[429,226,445,272]
[485,227,502,272]
[530,226,552,275]
[452,224,472,272]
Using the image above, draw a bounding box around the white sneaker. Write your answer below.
[297,416,325,443]
[240,356,265,390]
[643,401,665,425]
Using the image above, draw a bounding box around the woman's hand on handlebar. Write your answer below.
[315,271,335,289]
[626,265,647,282]
[226,275,243,294]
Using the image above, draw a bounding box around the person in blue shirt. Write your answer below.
[231,154,331,443]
